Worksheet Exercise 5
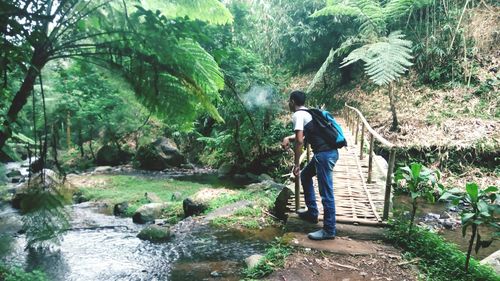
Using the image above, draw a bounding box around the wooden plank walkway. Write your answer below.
[287,118,388,226]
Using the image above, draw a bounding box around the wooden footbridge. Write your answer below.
[287,104,398,226]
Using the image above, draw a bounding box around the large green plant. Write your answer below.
[440,183,499,273]
[0,0,233,149]
[311,0,433,130]
[394,162,442,236]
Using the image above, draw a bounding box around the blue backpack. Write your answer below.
[300,108,347,149]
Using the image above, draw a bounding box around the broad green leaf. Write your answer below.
[466,183,479,203]
[461,213,475,225]
[484,186,499,193]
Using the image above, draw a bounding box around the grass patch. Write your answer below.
[79,175,217,217]
[208,189,279,229]
[387,219,499,281]
[242,237,292,279]
[0,264,48,281]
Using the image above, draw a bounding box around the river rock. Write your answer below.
[137,224,172,242]
[246,180,286,192]
[273,186,295,221]
[145,192,162,203]
[217,162,232,178]
[183,198,208,217]
[132,202,169,224]
[96,145,131,166]
[135,138,186,170]
[183,188,236,217]
[113,202,129,216]
[12,169,68,209]
[180,163,195,169]
[245,254,264,270]
[93,166,113,173]
[481,250,500,275]
[258,173,273,182]
[6,170,22,178]
[171,192,183,201]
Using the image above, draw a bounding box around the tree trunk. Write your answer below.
[0,53,47,149]
[66,111,71,149]
[388,84,399,132]
[89,137,96,161]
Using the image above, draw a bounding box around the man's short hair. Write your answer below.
[290,90,306,106]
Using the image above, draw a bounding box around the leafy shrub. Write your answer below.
[387,219,499,281]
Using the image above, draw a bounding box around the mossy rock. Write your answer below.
[137,225,172,242]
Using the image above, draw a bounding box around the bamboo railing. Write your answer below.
[343,103,396,221]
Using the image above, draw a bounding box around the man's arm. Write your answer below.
[281,134,296,149]
[293,130,304,176]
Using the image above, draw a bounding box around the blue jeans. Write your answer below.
[300,149,339,235]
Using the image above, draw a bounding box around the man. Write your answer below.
[281,90,339,240]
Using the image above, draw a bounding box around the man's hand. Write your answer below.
[281,137,290,150]
[293,165,300,177]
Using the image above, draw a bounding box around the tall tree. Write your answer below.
[311,0,433,131]
[0,0,233,150]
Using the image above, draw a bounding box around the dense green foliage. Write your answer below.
[395,163,442,235]
[441,183,500,272]
[388,219,500,281]
[0,264,48,281]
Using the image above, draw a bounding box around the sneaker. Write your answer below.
[297,209,318,224]
[307,229,336,240]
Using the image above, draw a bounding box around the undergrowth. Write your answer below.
[387,219,500,281]
[242,237,292,279]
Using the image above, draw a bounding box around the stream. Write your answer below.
[0,161,281,281]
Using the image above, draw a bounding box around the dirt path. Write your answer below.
[267,248,418,281]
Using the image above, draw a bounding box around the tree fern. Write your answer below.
[139,0,233,25]
[384,0,434,22]
[340,31,413,85]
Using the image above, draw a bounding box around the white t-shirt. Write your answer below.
[292,106,312,131]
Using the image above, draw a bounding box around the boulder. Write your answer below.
[171,192,183,201]
[245,254,264,270]
[183,188,236,217]
[132,202,169,224]
[93,166,113,173]
[73,191,89,204]
[96,145,131,166]
[12,169,66,209]
[246,180,286,192]
[137,224,172,242]
[113,202,129,216]
[183,198,208,217]
[6,170,22,178]
[135,138,186,171]
[217,162,232,178]
[144,192,162,203]
[258,174,273,182]
[180,163,196,169]
[481,250,500,275]
[273,186,295,221]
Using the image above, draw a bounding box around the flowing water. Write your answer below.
[0,161,281,281]
[0,201,281,281]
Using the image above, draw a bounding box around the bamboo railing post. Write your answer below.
[295,175,300,212]
[383,149,397,220]
[367,133,374,183]
[359,123,365,160]
[354,117,360,145]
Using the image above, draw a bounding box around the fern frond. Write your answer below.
[384,0,434,22]
[311,0,385,37]
[310,4,364,19]
[340,31,413,85]
[140,0,233,25]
